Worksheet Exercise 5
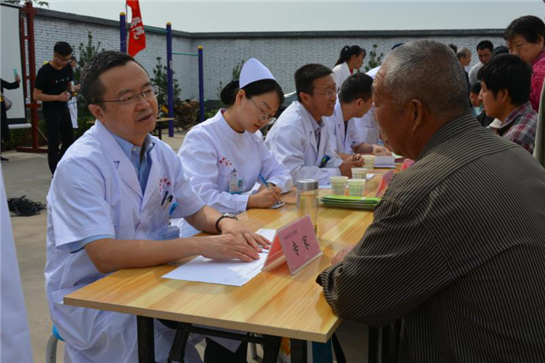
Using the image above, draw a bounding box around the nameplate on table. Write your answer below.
[375,170,395,198]
[263,215,322,275]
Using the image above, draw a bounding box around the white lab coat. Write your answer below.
[179,110,293,215]
[331,62,352,91]
[44,120,205,363]
[0,167,33,363]
[353,66,381,145]
[265,101,342,185]
[324,99,363,154]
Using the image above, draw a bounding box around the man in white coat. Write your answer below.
[44,51,269,363]
[324,73,391,160]
[265,64,363,185]
[1,167,33,363]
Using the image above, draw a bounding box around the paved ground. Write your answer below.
[3,128,368,362]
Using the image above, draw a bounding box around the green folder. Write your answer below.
[321,195,381,210]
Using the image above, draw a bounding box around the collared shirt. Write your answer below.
[498,101,537,154]
[111,133,155,193]
[530,49,545,112]
[319,114,545,362]
[312,118,325,151]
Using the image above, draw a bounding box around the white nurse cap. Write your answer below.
[239,58,276,88]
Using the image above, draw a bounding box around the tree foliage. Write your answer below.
[151,56,181,108]
[364,44,384,72]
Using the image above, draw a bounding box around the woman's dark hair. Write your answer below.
[504,15,545,44]
[334,45,366,66]
[220,79,284,107]
[339,73,373,103]
[478,54,532,106]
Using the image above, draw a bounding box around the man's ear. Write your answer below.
[299,92,312,107]
[497,89,510,104]
[88,103,104,121]
[408,98,425,133]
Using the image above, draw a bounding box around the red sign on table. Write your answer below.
[263,215,322,275]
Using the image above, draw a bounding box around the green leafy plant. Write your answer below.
[216,60,245,102]
[364,44,384,72]
[151,56,181,108]
[74,32,105,120]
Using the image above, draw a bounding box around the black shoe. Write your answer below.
[0,156,8,162]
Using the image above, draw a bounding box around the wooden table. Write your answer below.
[64,169,394,362]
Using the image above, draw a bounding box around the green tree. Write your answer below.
[216,60,245,101]
[364,44,384,72]
[0,0,49,7]
[73,32,104,122]
[151,56,181,108]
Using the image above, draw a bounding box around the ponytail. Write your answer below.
[334,45,365,66]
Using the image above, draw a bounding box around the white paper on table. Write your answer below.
[374,155,396,168]
[162,229,276,286]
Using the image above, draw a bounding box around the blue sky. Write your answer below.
[47,1,545,33]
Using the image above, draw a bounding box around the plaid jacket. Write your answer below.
[498,101,538,154]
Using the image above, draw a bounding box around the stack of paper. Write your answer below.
[374,155,396,168]
[162,229,276,287]
[321,195,381,210]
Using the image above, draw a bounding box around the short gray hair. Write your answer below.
[380,40,469,118]
[457,47,471,59]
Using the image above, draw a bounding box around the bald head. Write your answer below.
[379,40,469,121]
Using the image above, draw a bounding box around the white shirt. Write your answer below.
[265,101,342,185]
[44,120,205,363]
[468,62,484,86]
[0,167,33,363]
[331,62,352,91]
[323,99,362,154]
[179,110,293,215]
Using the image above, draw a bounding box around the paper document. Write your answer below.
[162,229,276,286]
[374,156,396,168]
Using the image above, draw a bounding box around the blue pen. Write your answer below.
[169,201,178,217]
[258,174,269,188]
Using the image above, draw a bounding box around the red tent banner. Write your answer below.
[127,0,146,56]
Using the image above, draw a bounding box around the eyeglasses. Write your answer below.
[96,86,158,106]
[249,97,276,124]
[314,87,337,99]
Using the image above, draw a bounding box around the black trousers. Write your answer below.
[43,106,73,175]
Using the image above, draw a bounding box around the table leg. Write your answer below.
[262,335,282,363]
[158,122,163,140]
[368,327,379,363]
[291,339,308,362]
[137,316,155,363]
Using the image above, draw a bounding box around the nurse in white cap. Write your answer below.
[178,58,292,219]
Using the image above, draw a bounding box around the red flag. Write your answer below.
[127,0,146,56]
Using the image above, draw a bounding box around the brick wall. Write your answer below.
[28,7,505,101]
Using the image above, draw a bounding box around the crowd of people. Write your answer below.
[2,12,545,363]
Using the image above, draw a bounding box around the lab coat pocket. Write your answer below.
[217,168,232,193]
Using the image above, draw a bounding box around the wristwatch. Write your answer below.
[215,213,238,233]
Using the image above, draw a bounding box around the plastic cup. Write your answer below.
[348,178,366,197]
[329,176,348,196]
[352,168,368,180]
[363,155,375,169]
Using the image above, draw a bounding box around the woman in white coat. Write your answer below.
[331,45,366,91]
[179,58,293,218]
